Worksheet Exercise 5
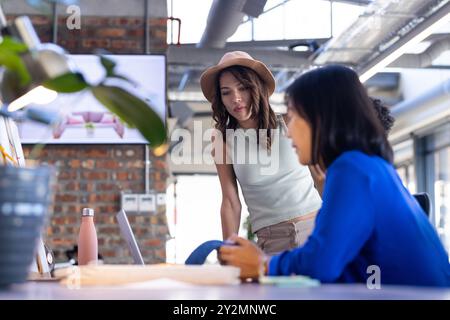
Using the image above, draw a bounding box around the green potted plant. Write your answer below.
[0,0,166,287]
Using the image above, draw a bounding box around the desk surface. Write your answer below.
[1,281,450,300]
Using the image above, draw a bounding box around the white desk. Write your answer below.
[1,281,449,300]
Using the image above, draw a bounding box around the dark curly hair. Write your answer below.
[371,98,395,134]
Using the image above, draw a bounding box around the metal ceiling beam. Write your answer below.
[331,0,373,5]
[389,35,450,68]
[167,46,310,70]
[389,77,450,143]
[357,1,450,79]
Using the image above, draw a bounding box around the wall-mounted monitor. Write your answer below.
[17,54,166,144]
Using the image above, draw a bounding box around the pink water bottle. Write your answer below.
[77,208,98,266]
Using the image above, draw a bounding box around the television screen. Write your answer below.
[17,54,166,144]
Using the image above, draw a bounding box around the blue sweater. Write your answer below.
[268,151,450,287]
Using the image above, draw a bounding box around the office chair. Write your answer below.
[413,192,431,217]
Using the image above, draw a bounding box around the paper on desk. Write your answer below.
[121,278,196,289]
[54,264,240,287]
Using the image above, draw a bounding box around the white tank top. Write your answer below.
[230,117,322,232]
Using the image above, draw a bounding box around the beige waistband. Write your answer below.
[284,211,317,224]
[256,211,318,234]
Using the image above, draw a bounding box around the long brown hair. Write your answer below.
[211,65,277,148]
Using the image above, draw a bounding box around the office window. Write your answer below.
[165,175,249,264]
[166,0,213,44]
[227,19,253,42]
[396,162,417,194]
[423,123,450,253]
[433,146,450,253]
[394,139,416,193]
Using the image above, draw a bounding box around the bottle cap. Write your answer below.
[82,208,94,217]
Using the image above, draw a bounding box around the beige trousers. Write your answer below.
[255,213,316,255]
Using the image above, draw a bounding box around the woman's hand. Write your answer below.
[219,234,268,280]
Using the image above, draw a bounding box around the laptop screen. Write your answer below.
[116,209,145,265]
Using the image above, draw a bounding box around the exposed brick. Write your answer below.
[52,238,74,246]
[96,28,126,38]
[154,248,166,260]
[100,250,116,258]
[153,159,167,170]
[96,205,119,214]
[115,171,129,181]
[130,171,142,180]
[81,159,95,169]
[65,181,80,191]
[83,149,109,158]
[88,193,119,203]
[111,39,141,50]
[69,159,81,169]
[58,169,76,181]
[30,15,51,26]
[143,239,161,247]
[127,29,145,37]
[96,160,120,169]
[82,38,111,49]
[81,172,109,180]
[149,18,167,27]
[55,194,78,202]
[154,181,166,192]
[80,182,95,192]
[66,206,82,217]
[124,160,144,169]
[83,17,105,27]
[97,183,117,191]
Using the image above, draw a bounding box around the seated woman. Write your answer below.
[219,65,450,287]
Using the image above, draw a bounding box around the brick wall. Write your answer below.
[8,14,167,54]
[22,144,169,264]
[10,12,170,264]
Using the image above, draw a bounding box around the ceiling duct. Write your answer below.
[314,0,450,67]
[175,0,267,91]
[199,0,267,49]
[390,35,450,68]
[389,77,450,143]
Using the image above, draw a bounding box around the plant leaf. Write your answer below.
[100,56,116,77]
[107,74,138,87]
[91,85,166,147]
[0,37,28,52]
[0,37,31,86]
[43,72,89,93]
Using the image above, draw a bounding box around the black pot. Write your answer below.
[0,165,52,288]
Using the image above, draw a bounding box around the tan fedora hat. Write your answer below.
[200,51,275,102]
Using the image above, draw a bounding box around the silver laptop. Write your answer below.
[116,209,145,265]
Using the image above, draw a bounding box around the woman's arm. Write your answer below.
[269,160,375,282]
[212,132,242,240]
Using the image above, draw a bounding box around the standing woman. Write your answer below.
[200,51,322,255]
[219,65,450,287]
